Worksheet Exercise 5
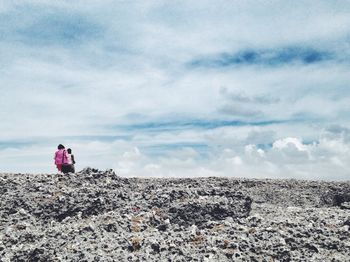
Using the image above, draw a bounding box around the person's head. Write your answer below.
[67,148,72,154]
[58,144,65,150]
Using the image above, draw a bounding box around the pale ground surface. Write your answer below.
[0,168,349,261]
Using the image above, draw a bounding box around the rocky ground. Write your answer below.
[0,168,349,261]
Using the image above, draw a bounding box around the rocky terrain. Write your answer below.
[0,168,349,261]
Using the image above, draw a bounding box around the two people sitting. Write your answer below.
[54,144,76,174]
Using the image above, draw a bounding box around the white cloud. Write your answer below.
[110,128,350,180]
[273,137,308,151]
[245,144,265,158]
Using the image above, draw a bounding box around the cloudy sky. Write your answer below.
[1,0,350,180]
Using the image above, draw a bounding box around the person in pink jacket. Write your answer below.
[54,144,69,172]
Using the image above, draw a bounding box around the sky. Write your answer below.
[0,0,350,180]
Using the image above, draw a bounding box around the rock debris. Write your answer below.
[0,168,349,261]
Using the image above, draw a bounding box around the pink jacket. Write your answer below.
[54,149,69,165]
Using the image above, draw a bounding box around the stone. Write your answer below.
[0,169,349,261]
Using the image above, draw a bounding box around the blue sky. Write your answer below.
[0,1,350,180]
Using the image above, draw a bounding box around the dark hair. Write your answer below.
[58,144,65,149]
[67,148,72,154]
